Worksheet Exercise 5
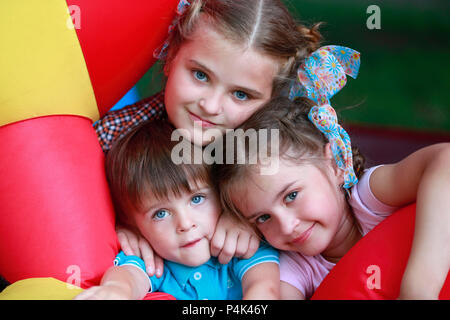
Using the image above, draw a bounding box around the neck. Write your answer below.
[321,202,362,264]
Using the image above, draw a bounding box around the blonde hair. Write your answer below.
[163,0,322,95]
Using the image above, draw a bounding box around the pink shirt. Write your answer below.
[279,166,398,299]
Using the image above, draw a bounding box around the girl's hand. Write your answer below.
[116,226,164,277]
[210,213,260,264]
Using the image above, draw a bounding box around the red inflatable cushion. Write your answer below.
[312,204,450,299]
[0,116,119,288]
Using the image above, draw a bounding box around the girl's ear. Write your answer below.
[323,142,333,160]
[163,62,170,77]
[323,143,345,185]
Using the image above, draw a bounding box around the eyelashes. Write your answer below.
[151,194,207,221]
[193,70,208,82]
[253,190,300,225]
[192,69,251,101]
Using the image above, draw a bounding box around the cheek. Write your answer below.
[208,208,221,231]
[199,201,221,234]
[261,229,286,251]
[136,218,172,247]
[224,100,267,128]
[165,70,196,110]
[257,224,281,247]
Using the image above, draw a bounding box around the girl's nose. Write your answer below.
[278,211,300,236]
[199,92,223,115]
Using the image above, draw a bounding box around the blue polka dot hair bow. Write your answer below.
[153,0,191,60]
[289,45,361,189]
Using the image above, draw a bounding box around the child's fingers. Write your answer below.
[127,233,141,258]
[217,231,238,264]
[241,236,259,260]
[139,239,156,276]
[116,231,135,256]
[234,233,251,258]
[154,254,165,278]
[116,227,142,257]
[210,228,226,257]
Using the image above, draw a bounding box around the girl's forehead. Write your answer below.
[182,17,280,70]
[240,158,320,191]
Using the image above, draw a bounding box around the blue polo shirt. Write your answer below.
[114,242,279,300]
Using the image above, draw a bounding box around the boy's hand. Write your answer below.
[210,213,260,264]
[116,226,164,277]
[74,282,131,300]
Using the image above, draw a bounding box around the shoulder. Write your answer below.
[96,91,166,126]
[231,241,279,281]
[279,251,333,299]
[94,91,167,152]
[349,165,399,235]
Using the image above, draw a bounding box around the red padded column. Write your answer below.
[0,116,119,288]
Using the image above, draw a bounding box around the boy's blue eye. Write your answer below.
[285,191,298,203]
[233,90,249,101]
[191,195,205,205]
[153,209,169,220]
[193,70,208,82]
[256,214,270,224]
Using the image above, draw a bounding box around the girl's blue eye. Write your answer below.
[256,214,270,224]
[285,191,298,203]
[233,90,249,101]
[193,70,208,82]
[191,195,205,205]
[153,209,169,220]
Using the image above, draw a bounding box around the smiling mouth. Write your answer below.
[292,223,315,245]
[181,238,202,248]
[188,112,217,128]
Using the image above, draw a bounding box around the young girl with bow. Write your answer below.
[215,46,450,299]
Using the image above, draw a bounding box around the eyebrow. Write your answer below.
[188,59,264,98]
[142,201,164,215]
[245,180,297,221]
[142,185,211,214]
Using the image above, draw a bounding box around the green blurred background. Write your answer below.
[134,0,450,135]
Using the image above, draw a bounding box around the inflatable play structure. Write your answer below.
[0,1,448,299]
[0,0,179,299]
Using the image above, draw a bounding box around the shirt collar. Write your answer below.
[165,257,219,287]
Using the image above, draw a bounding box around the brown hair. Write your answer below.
[163,0,322,95]
[105,120,211,227]
[213,96,365,222]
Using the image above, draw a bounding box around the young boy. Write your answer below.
[75,120,279,300]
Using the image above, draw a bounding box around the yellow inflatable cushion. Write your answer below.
[0,277,83,300]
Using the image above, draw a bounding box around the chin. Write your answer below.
[184,253,211,267]
[192,135,210,147]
